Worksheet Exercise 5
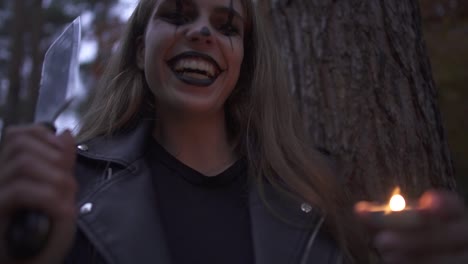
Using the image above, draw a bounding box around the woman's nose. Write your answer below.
[186,23,214,44]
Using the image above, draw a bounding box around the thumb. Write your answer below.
[56,130,76,168]
[57,130,76,149]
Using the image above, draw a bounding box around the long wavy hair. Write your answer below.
[78,0,370,262]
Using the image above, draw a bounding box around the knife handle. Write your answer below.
[6,211,51,259]
[5,122,56,259]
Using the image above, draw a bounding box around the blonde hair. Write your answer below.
[78,0,369,262]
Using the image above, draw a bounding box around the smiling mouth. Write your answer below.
[167,51,223,87]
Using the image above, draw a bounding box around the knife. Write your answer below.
[5,17,81,259]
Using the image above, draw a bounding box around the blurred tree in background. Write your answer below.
[0,0,122,128]
[419,0,468,199]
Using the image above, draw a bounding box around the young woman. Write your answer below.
[1,0,467,263]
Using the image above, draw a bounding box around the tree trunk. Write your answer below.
[26,0,45,123]
[268,0,455,201]
[4,0,26,126]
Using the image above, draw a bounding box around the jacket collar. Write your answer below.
[76,157,172,264]
[76,120,329,264]
[249,184,326,264]
[77,120,153,166]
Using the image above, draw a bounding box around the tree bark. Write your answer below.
[268,0,455,201]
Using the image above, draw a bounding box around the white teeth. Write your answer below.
[182,60,189,70]
[187,60,197,70]
[195,61,203,71]
[173,58,217,77]
[183,72,210,80]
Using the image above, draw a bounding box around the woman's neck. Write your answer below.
[153,110,236,176]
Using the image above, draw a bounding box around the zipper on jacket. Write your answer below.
[102,161,113,181]
[105,167,113,180]
[299,215,325,264]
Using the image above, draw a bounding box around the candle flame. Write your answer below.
[385,187,406,213]
[389,194,406,211]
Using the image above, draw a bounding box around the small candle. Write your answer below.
[389,194,406,211]
[358,187,421,228]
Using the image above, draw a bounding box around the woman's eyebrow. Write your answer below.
[155,0,177,12]
[157,0,194,12]
[213,6,244,22]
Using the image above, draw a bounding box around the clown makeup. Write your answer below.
[226,0,235,50]
[154,0,244,50]
[138,0,245,114]
[200,26,211,36]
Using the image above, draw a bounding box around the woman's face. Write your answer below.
[137,0,245,115]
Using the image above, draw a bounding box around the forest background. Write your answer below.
[0,0,466,200]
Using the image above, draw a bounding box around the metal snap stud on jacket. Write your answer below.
[301,203,312,213]
[77,144,89,151]
[80,203,93,215]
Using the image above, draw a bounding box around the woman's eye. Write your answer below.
[162,13,190,25]
[219,24,239,36]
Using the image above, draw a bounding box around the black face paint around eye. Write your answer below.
[175,0,184,14]
[174,0,184,35]
[227,0,234,25]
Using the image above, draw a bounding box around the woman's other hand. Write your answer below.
[0,125,77,264]
[355,190,468,264]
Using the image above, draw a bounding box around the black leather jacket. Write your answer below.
[65,121,343,264]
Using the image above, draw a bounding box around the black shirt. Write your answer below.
[146,140,254,264]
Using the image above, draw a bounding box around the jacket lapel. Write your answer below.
[75,121,172,264]
[76,161,172,264]
[249,184,325,264]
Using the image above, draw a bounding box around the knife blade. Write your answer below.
[35,17,81,124]
[5,17,81,259]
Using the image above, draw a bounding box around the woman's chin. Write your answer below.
[159,95,226,117]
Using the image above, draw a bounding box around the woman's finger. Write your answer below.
[419,190,466,221]
[0,179,76,219]
[56,129,76,171]
[374,217,468,254]
[2,125,63,152]
[380,250,468,264]
[0,152,76,194]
